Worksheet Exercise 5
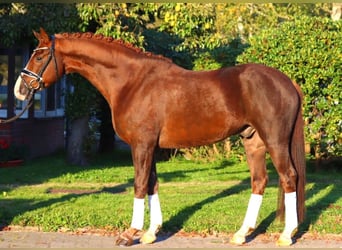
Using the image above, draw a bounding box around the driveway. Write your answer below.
[0,227,341,248]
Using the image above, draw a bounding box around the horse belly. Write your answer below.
[158,114,241,148]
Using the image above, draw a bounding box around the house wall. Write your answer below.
[0,118,65,159]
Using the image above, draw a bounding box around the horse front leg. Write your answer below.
[115,144,161,246]
[231,131,267,245]
[140,159,163,244]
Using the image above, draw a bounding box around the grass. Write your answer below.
[0,148,341,236]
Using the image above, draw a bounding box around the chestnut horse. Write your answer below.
[15,28,305,246]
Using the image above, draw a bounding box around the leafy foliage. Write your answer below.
[65,74,98,121]
[237,17,342,158]
[215,3,331,43]
[0,3,79,46]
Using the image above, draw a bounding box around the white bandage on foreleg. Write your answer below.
[242,194,263,229]
[148,193,162,233]
[284,192,298,234]
[131,198,145,230]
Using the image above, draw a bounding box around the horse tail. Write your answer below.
[278,81,306,223]
[291,82,306,223]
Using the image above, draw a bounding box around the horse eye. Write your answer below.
[36,56,43,61]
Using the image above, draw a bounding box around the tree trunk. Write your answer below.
[66,115,89,166]
[98,97,115,153]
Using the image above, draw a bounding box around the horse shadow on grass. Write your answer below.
[161,177,251,235]
[0,181,134,230]
[158,162,342,245]
[1,156,340,247]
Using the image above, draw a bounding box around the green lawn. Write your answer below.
[0,149,341,236]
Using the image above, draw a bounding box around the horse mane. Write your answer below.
[60,32,172,63]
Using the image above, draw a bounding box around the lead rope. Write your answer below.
[0,90,35,124]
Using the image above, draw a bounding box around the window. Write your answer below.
[0,54,9,110]
[34,75,65,118]
[0,48,28,118]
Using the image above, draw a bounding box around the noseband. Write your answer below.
[21,35,59,91]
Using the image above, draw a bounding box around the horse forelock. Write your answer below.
[58,32,172,63]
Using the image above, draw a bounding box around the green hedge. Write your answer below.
[237,17,342,159]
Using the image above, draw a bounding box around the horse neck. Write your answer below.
[55,35,143,104]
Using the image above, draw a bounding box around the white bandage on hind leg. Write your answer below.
[148,193,162,233]
[130,198,145,230]
[284,192,298,235]
[242,194,263,230]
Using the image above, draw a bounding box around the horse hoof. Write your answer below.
[230,233,246,245]
[115,236,133,246]
[276,235,293,246]
[140,231,157,244]
[115,232,134,246]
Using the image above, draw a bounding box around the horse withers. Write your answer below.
[15,28,305,246]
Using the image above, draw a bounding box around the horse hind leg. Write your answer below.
[231,130,267,245]
[267,144,298,246]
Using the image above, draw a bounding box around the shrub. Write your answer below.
[193,38,248,71]
[237,16,342,160]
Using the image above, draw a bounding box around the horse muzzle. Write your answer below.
[14,75,40,101]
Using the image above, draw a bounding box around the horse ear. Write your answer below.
[32,28,50,44]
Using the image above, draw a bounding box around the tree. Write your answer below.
[65,74,99,165]
[0,3,79,46]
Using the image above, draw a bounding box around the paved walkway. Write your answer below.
[0,230,341,248]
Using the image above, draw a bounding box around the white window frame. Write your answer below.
[34,75,66,118]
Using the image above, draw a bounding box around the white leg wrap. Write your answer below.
[242,193,263,230]
[130,198,145,230]
[148,193,162,233]
[231,194,263,245]
[284,192,298,235]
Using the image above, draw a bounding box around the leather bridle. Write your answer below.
[21,35,59,92]
[0,35,59,123]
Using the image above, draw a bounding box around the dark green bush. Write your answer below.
[193,38,248,70]
[237,16,342,159]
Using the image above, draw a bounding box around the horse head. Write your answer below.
[15,28,63,101]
